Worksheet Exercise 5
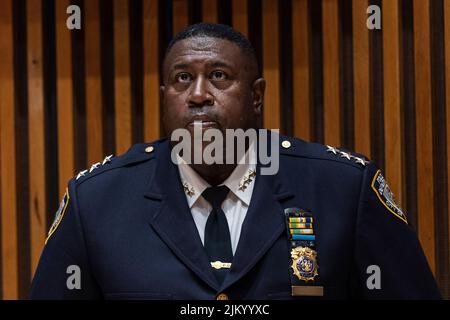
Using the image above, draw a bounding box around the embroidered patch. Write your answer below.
[45,188,70,244]
[371,170,407,223]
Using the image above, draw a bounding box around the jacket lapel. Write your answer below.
[220,166,294,291]
[144,141,220,291]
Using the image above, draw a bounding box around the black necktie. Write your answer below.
[202,185,232,283]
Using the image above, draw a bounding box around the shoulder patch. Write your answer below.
[371,170,408,224]
[46,188,70,244]
[326,145,369,167]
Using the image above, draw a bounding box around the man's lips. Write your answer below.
[187,121,218,128]
[186,115,220,129]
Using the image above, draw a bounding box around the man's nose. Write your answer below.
[188,76,213,107]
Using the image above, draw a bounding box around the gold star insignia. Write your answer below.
[238,169,256,191]
[183,182,195,197]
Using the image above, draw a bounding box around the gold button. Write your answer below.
[145,146,154,153]
[216,293,229,300]
[281,140,291,149]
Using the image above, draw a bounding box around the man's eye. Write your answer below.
[210,70,228,81]
[175,72,193,83]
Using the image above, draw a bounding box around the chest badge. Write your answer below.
[291,246,319,282]
[285,207,323,296]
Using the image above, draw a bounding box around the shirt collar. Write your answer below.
[177,156,210,208]
[177,145,257,208]
[221,159,256,206]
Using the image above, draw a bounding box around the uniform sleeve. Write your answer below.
[30,180,101,299]
[354,162,441,299]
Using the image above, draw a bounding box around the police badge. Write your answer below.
[291,246,319,282]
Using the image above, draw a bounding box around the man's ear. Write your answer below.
[252,78,265,115]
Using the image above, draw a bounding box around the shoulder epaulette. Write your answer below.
[72,141,161,185]
[278,135,371,169]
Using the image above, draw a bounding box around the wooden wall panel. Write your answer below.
[413,0,436,273]
[27,0,46,277]
[56,0,75,197]
[0,0,18,300]
[232,0,248,36]
[322,0,341,147]
[202,0,218,23]
[85,0,103,164]
[114,0,132,155]
[382,0,403,204]
[262,0,280,130]
[173,0,189,35]
[292,0,310,141]
[353,0,371,157]
[143,0,160,142]
[0,0,449,299]
[445,0,450,287]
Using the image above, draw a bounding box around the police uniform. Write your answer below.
[30,135,441,299]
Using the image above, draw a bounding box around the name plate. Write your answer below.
[291,286,324,297]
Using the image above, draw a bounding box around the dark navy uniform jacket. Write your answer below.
[30,136,441,299]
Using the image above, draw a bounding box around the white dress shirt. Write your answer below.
[177,153,257,255]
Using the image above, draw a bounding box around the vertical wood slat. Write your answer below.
[143,0,160,142]
[353,0,371,157]
[27,0,47,276]
[202,0,218,23]
[262,0,280,130]
[292,0,310,141]
[382,0,403,204]
[322,0,341,147]
[0,0,448,298]
[85,0,103,164]
[232,0,248,37]
[413,0,435,273]
[56,0,75,197]
[444,0,450,280]
[173,0,189,35]
[114,0,132,155]
[0,0,18,299]
[0,67,2,300]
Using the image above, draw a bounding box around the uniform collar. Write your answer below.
[177,146,257,208]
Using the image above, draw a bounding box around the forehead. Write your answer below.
[164,37,246,70]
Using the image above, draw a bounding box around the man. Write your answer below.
[30,23,441,299]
